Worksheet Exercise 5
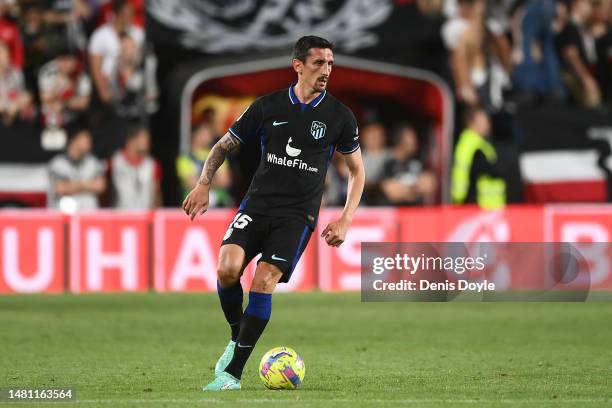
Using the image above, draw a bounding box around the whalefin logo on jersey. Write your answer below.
[286,137,302,157]
[311,121,326,140]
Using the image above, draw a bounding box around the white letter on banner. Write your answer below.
[86,228,138,291]
[3,227,54,293]
[170,228,216,290]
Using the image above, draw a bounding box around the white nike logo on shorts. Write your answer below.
[273,121,288,126]
[271,254,287,262]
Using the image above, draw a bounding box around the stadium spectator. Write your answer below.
[38,48,91,129]
[109,124,161,209]
[43,0,91,52]
[360,122,391,205]
[556,0,601,107]
[380,124,437,206]
[113,32,146,118]
[47,127,106,212]
[20,0,66,91]
[443,0,512,108]
[512,0,566,102]
[176,122,232,207]
[0,40,31,125]
[451,108,506,208]
[88,0,144,106]
[596,0,612,105]
[0,0,23,68]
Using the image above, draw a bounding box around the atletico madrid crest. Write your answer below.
[310,121,326,140]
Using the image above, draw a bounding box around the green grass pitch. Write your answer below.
[1,293,611,407]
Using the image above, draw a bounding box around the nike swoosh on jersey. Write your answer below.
[273,121,288,126]
[271,254,287,262]
[237,343,253,348]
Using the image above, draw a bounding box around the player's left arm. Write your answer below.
[321,149,365,247]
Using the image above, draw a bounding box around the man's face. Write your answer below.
[473,111,490,137]
[70,131,92,160]
[116,4,134,28]
[24,7,43,26]
[294,48,334,93]
[192,124,213,150]
[130,131,150,156]
[574,0,592,18]
[397,128,419,157]
[362,124,387,151]
[58,56,77,74]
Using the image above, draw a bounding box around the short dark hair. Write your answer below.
[112,0,130,14]
[67,125,91,144]
[125,123,148,141]
[292,36,334,62]
[391,122,416,145]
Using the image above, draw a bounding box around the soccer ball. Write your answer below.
[259,346,305,390]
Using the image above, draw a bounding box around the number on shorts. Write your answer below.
[232,213,253,229]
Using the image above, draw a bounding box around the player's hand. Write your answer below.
[182,184,210,221]
[321,218,350,247]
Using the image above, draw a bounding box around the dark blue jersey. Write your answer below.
[229,85,360,227]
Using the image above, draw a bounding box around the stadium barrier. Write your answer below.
[1,205,612,294]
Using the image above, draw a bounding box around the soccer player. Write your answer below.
[182,36,365,391]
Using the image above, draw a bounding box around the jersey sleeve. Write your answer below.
[336,109,360,154]
[228,98,264,144]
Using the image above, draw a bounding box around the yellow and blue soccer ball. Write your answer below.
[259,346,305,390]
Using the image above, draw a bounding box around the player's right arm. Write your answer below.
[183,98,263,220]
[182,133,240,220]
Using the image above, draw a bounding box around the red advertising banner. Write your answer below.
[153,210,317,292]
[544,205,612,290]
[400,205,544,242]
[69,212,150,293]
[1,205,612,294]
[0,211,65,294]
[317,208,400,291]
[153,209,234,292]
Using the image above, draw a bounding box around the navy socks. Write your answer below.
[224,291,272,379]
[216,281,244,341]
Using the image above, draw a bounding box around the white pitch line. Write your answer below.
[71,398,611,405]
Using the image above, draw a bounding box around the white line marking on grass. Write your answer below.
[72,398,611,405]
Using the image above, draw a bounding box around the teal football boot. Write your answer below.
[214,340,236,376]
[203,371,241,391]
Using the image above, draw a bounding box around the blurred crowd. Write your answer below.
[183,0,612,210]
[47,123,160,212]
[0,0,160,211]
[2,0,611,210]
[325,122,437,207]
[0,0,155,137]
[433,0,612,110]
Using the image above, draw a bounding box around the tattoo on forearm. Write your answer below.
[197,133,239,187]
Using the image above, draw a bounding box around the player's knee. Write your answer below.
[217,258,242,287]
[252,264,283,293]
